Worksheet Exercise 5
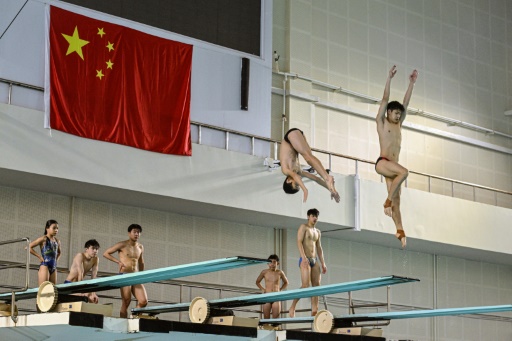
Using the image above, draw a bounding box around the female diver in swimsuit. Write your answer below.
[29,219,62,285]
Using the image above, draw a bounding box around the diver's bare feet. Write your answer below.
[289,306,296,318]
[384,198,392,217]
[396,229,406,248]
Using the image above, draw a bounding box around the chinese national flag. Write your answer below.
[48,6,193,155]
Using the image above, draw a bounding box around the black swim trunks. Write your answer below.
[284,128,304,144]
[375,156,390,170]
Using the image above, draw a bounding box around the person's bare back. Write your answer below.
[279,138,300,175]
[280,128,339,203]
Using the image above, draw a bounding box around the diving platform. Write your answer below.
[0,311,384,340]
[2,305,509,339]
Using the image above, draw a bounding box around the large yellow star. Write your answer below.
[62,26,89,60]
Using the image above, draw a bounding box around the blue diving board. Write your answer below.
[132,275,419,315]
[0,256,267,301]
[259,304,512,325]
[336,304,512,322]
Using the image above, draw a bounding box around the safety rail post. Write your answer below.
[387,285,390,311]
[348,286,392,328]
[0,237,31,323]
[322,295,328,311]
[8,83,12,105]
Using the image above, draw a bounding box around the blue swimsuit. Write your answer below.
[299,256,318,268]
[40,237,58,275]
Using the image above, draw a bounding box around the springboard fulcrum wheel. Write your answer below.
[37,281,58,313]
[313,309,334,333]
[188,297,210,324]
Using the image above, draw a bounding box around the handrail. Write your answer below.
[302,145,512,196]
[1,262,512,327]
[193,121,512,199]
[272,71,512,140]
[0,237,31,322]
[1,78,511,205]
[0,78,43,105]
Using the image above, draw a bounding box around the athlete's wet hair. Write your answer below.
[128,224,142,233]
[387,101,405,113]
[44,219,58,235]
[85,239,100,249]
[307,208,320,217]
[268,254,280,262]
[283,177,299,194]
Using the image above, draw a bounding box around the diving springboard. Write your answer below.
[333,304,512,322]
[259,304,512,333]
[0,256,267,301]
[132,275,419,316]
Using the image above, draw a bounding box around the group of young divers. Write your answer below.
[28,66,418,320]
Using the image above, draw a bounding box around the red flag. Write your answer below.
[49,6,193,155]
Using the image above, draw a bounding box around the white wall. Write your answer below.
[360,178,512,256]
[1,102,511,263]
[273,0,512,196]
[0,103,349,226]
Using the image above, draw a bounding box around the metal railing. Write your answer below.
[272,71,512,140]
[2,262,512,330]
[0,238,31,322]
[194,121,512,207]
[2,78,511,208]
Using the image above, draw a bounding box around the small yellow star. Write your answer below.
[62,26,89,60]
[106,60,114,69]
[106,41,114,52]
[96,69,104,80]
[97,28,105,38]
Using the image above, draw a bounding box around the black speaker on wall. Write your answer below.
[241,57,250,110]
